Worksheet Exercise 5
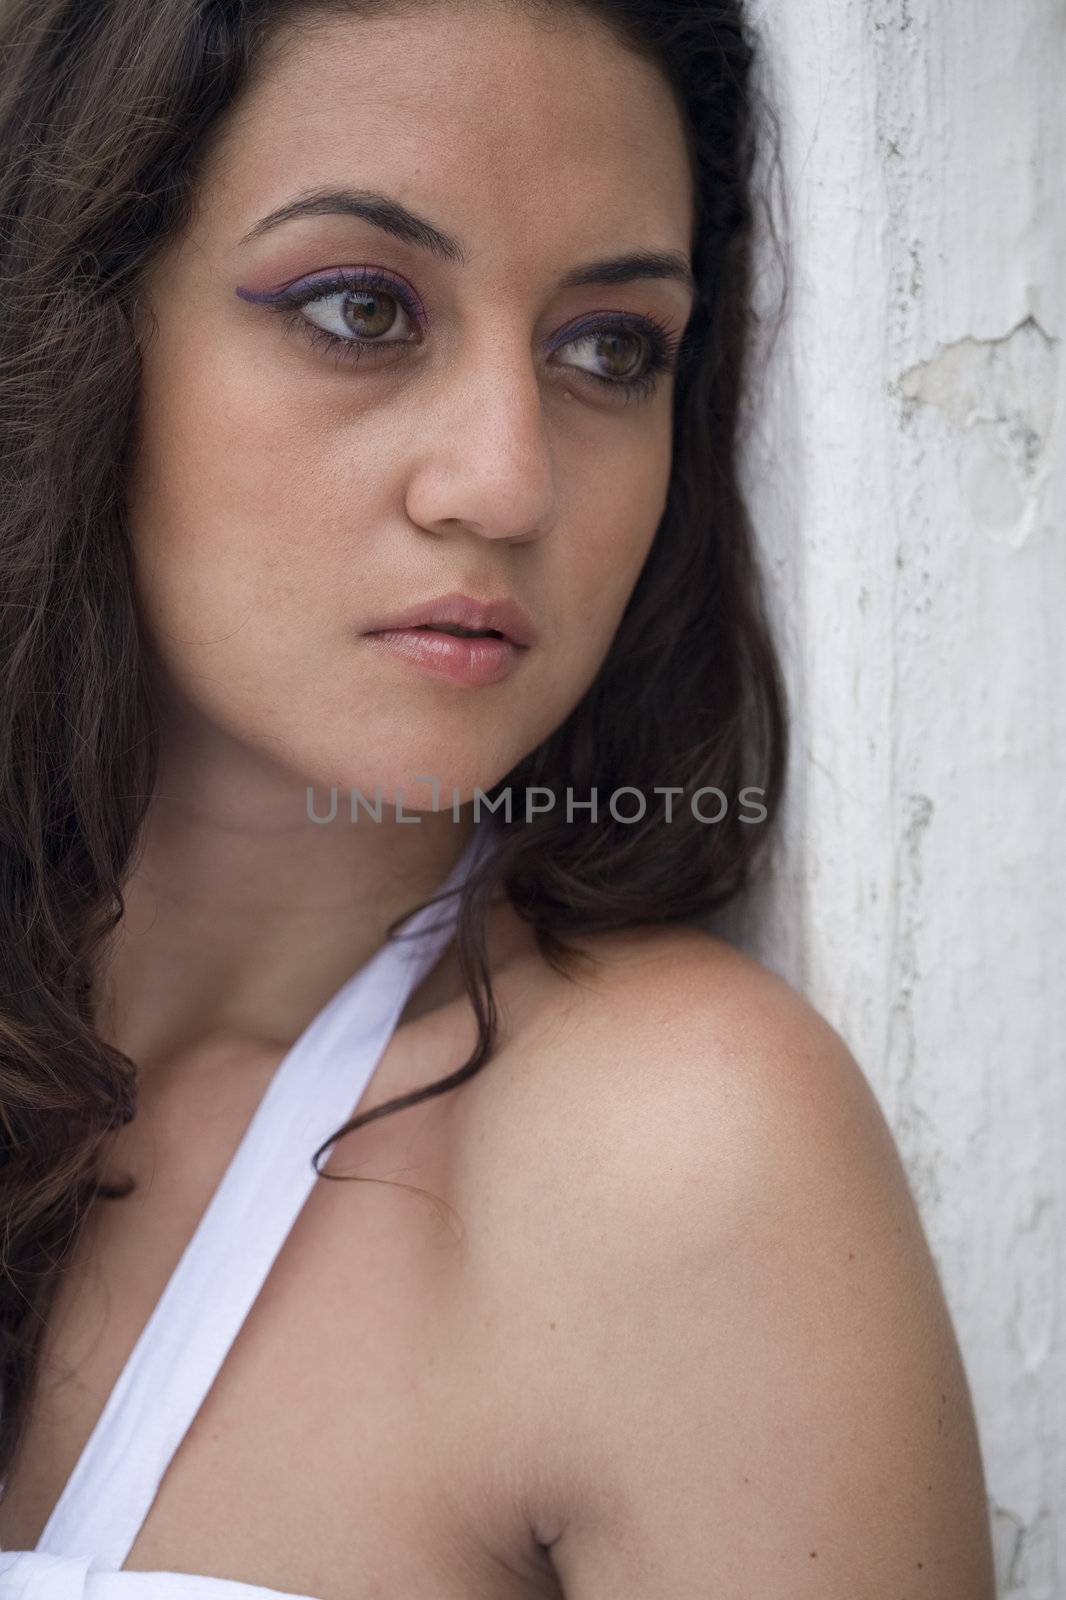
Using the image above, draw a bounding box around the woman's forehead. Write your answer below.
[202,1,693,246]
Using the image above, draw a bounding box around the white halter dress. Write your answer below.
[0,824,493,1598]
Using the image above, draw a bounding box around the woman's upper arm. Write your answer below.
[538,937,997,1600]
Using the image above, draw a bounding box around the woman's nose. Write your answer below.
[401,331,561,545]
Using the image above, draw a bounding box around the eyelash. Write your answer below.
[264,266,685,404]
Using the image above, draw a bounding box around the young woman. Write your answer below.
[0,0,995,1595]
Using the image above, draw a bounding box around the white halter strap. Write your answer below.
[34,825,492,1569]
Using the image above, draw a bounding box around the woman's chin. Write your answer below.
[300,767,511,823]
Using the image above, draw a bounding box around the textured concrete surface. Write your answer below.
[710,4,1065,1592]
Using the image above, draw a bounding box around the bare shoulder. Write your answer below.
[483,924,996,1598]
[493,920,902,1227]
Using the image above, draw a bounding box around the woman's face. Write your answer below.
[128,0,696,807]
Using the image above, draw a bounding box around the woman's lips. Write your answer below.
[363,625,524,687]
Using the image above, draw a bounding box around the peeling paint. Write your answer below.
[886,793,940,1211]
[1007,1192,1057,1374]
[895,318,1059,549]
[990,1499,1025,1592]
[1012,1505,1055,1595]
[739,9,1065,1590]
[990,1493,1057,1592]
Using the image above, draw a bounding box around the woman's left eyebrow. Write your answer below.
[235,185,697,300]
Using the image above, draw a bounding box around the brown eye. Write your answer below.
[587,328,646,382]
[551,312,680,402]
[336,288,402,339]
[300,285,415,345]
[560,325,655,386]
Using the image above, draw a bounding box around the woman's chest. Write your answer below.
[0,1036,569,1598]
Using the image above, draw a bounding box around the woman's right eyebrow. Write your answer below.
[235,185,696,301]
[237,185,466,262]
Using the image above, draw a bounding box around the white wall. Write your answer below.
[714,4,1065,1593]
